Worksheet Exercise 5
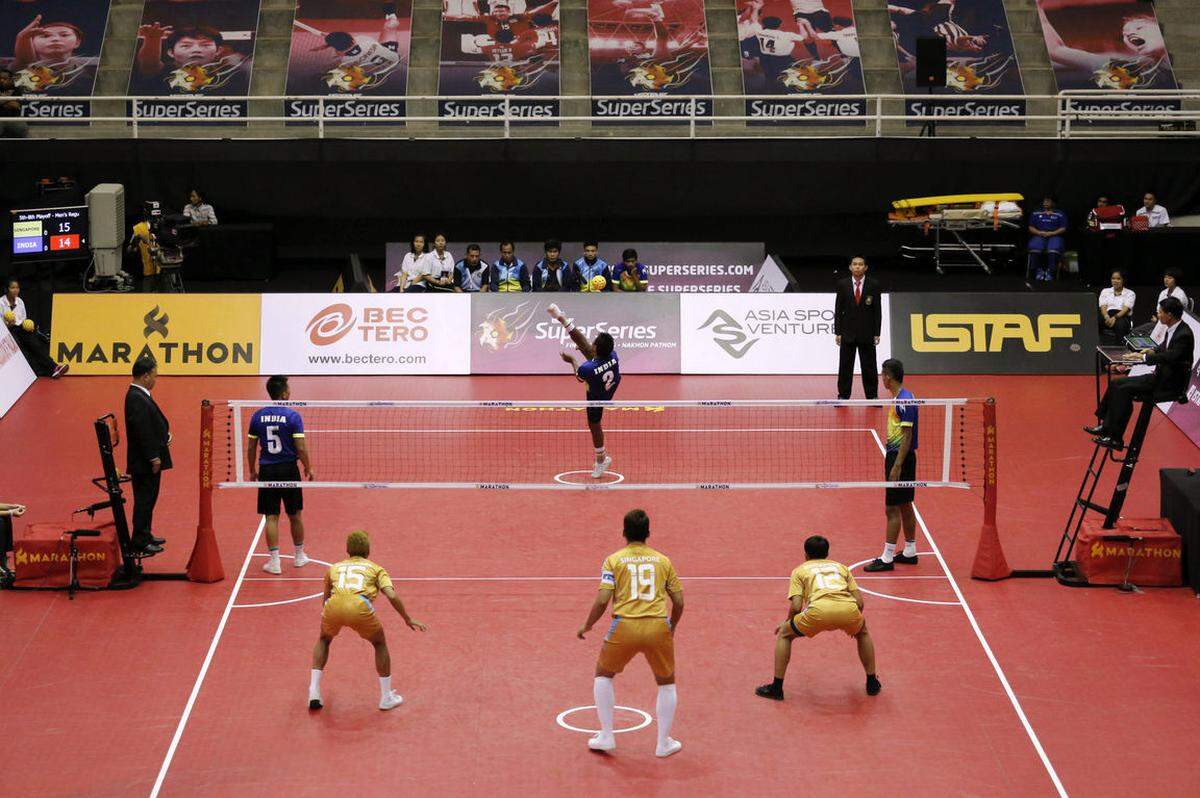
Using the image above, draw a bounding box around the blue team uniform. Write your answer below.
[578,351,621,423]
[612,261,648,290]
[248,405,305,515]
[574,256,611,292]
[1027,208,1067,281]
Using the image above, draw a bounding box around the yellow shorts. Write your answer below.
[597,617,675,679]
[791,600,864,638]
[320,594,382,640]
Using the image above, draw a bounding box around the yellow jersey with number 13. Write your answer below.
[325,557,393,601]
[788,559,859,607]
[599,542,681,619]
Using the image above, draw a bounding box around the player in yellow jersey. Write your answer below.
[755,535,880,700]
[577,509,685,757]
[308,530,426,711]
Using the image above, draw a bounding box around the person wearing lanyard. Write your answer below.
[422,233,457,293]
[395,233,428,292]
[482,241,530,292]
[1098,269,1136,341]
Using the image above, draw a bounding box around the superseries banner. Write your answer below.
[0,0,110,120]
[588,0,712,121]
[888,0,1025,124]
[127,0,261,121]
[285,0,412,120]
[437,0,561,122]
[735,0,865,124]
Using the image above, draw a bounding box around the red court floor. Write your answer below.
[1,374,1198,797]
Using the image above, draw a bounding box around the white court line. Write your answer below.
[867,429,1068,797]
[149,517,265,798]
[301,427,874,434]
[239,574,950,583]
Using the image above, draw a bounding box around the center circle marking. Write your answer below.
[554,470,626,486]
[555,705,652,734]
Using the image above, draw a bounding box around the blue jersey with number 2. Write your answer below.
[578,353,621,400]
[249,406,305,465]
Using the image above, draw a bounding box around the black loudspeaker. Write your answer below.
[915,36,947,87]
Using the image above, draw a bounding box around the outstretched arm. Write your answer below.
[1037,3,1103,72]
[577,588,612,639]
[546,304,596,360]
[381,585,427,631]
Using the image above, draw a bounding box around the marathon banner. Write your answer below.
[472,294,681,374]
[888,292,1097,374]
[437,0,561,123]
[888,0,1025,124]
[735,0,866,124]
[588,0,713,121]
[127,0,261,121]
[284,0,412,121]
[0,0,110,121]
[1036,0,1180,121]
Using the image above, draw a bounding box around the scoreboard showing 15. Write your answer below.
[10,206,90,258]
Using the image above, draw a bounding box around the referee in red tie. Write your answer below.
[834,256,881,400]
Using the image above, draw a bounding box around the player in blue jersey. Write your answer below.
[1027,196,1068,283]
[247,375,314,575]
[547,304,621,478]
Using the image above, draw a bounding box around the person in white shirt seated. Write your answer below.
[1097,269,1136,341]
[1142,267,1190,343]
[183,189,218,226]
[395,233,429,293]
[422,233,457,293]
[1134,192,1170,228]
[3,278,66,378]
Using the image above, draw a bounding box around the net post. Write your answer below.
[186,400,225,582]
[971,398,1011,580]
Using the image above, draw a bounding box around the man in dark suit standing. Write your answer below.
[834,256,882,400]
[1086,296,1195,449]
[125,355,171,555]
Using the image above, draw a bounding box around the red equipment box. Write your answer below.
[13,523,121,588]
[1076,518,1182,587]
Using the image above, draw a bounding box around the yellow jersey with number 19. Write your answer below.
[788,559,859,607]
[325,557,393,601]
[599,542,681,619]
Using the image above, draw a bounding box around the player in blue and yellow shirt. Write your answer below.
[577,509,684,757]
[574,241,611,292]
[547,303,622,478]
[1027,196,1068,283]
[755,535,880,700]
[865,358,919,572]
[612,247,649,292]
[481,241,530,292]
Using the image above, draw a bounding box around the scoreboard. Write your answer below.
[11,206,90,258]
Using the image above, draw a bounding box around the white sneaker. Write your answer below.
[655,738,682,758]
[293,551,310,568]
[587,733,616,752]
[591,455,612,479]
[262,559,281,575]
[379,691,404,711]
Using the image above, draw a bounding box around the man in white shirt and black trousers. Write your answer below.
[834,256,882,400]
[125,355,172,555]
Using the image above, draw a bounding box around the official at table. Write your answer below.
[834,256,882,400]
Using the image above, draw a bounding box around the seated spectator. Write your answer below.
[422,233,457,293]
[533,239,578,292]
[481,241,529,292]
[1144,267,1190,342]
[1134,192,1170,229]
[612,248,649,292]
[3,278,66,377]
[0,69,27,139]
[574,240,610,292]
[1098,269,1136,341]
[182,189,218,225]
[1086,194,1125,232]
[395,233,429,293]
[454,244,489,292]
[1026,196,1067,283]
[0,501,25,580]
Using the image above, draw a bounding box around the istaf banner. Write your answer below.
[888,292,1098,374]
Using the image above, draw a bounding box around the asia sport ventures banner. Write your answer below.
[0,0,110,120]
[888,0,1024,123]
[438,0,561,122]
[128,0,261,120]
[1036,0,1179,119]
[736,0,865,123]
[588,0,712,121]
[285,0,412,120]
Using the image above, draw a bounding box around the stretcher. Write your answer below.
[888,193,1024,274]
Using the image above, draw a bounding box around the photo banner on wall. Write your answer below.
[588,0,713,121]
[285,0,412,120]
[0,0,111,120]
[888,0,1025,124]
[1036,0,1179,119]
[127,0,261,121]
[437,0,561,122]
[736,0,866,124]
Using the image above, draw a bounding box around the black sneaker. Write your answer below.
[892,553,918,565]
[863,558,894,572]
[866,675,881,696]
[755,683,784,701]
[309,698,323,710]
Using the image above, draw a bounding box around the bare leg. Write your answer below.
[856,625,876,675]
[372,638,391,677]
[312,635,331,669]
[288,511,306,546]
[773,630,795,679]
[589,421,605,462]
[264,514,281,549]
[884,506,901,544]
[899,504,917,544]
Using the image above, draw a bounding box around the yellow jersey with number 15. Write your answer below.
[325,557,393,601]
[788,559,859,607]
[599,542,681,619]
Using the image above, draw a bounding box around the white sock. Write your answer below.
[903,540,917,558]
[309,669,322,696]
[268,547,280,563]
[595,446,606,461]
[656,684,677,749]
[593,676,615,735]
[295,543,305,556]
[379,675,391,700]
[881,542,896,563]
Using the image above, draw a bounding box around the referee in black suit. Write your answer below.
[834,256,882,400]
[125,355,171,555]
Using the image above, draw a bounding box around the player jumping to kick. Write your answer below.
[547,304,620,478]
[756,534,880,700]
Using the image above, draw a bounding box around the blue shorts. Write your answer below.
[1028,235,1064,253]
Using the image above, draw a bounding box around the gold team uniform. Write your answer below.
[788,559,864,638]
[597,542,681,678]
[321,557,392,640]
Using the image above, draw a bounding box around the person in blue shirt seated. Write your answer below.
[1027,196,1068,283]
[533,239,580,291]
[454,244,489,292]
[613,248,650,292]
[573,240,611,292]
[481,241,530,292]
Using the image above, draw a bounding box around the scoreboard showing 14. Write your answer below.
[11,206,90,258]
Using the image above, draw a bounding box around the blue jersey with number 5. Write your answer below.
[578,353,621,400]
[248,406,305,465]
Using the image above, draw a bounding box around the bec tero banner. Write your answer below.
[260,294,471,374]
[285,0,413,120]
[128,0,261,120]
[0,0,111,120]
